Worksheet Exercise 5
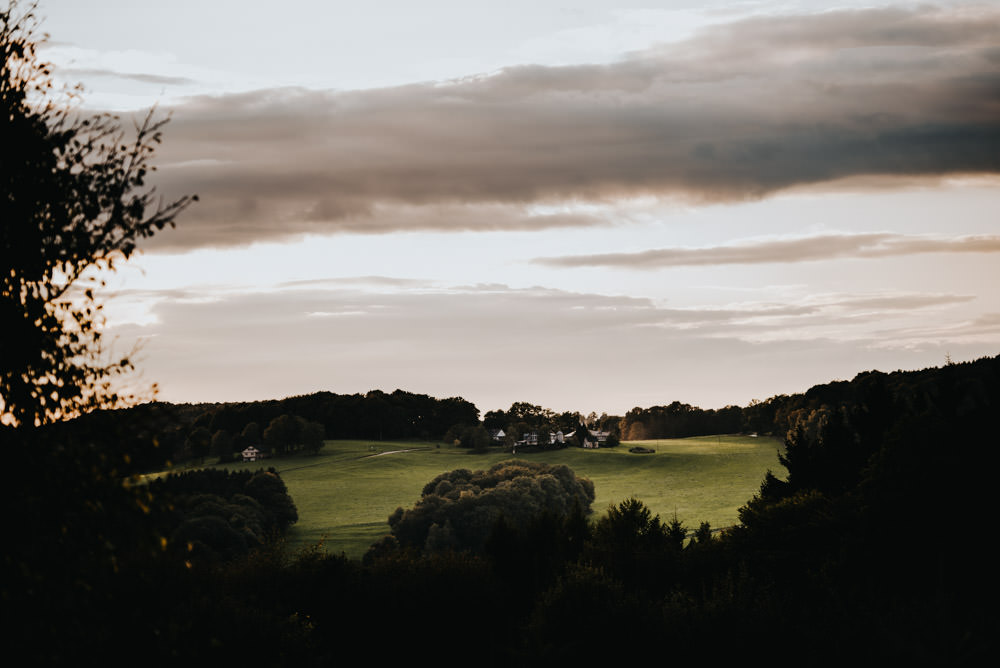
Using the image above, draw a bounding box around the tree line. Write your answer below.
[90,388,481,467]
[107,362,995,468]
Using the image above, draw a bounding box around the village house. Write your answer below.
[565,428,611,448]
[515,430,565,447]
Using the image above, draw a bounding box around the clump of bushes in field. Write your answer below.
[375,460,595,556]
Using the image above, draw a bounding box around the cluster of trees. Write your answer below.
[81,373,946,470]
[148,468,298,565]
[482,401,584,435]
[183,413,326,461]
[482,402,622,448]
[442,422,492,450]
[132,389,480,464]
[618,401,744,440]
[735,360,1000,440]
[80,389,481,466]
[372,460,596,555]
[178,389,479,442]
[165,398,627,461]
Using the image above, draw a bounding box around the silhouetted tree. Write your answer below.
[459,424,490,450]
[665,513,687,550]
[238,420,261,451]
[1,4,195,661]
[1,0,195,428]
[692,520,713,545]
[263,413,297,454]
[299,418,325,454]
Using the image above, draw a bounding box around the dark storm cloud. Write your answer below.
[534,233,1000,269]
[145,5,1000,249]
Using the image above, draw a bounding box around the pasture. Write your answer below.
[225,435,785,560]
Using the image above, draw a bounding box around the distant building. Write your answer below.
[572,428,610,448]
[241,446,260,462]
[513,430,566,447]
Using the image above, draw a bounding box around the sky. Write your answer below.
[29,0,1000,416]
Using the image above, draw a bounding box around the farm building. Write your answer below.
[565,429,611,448]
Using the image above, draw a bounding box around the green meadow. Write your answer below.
[215,435,785,560]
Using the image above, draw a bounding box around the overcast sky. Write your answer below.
[32,0,1000,416]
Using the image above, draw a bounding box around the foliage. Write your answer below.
[620,401,743,440]
[483,401,602,441]
[299,418,325,454]
[2,5,199,660]
[260,413,326,455]
[138,389,479,458]
[210,427,233,459]
[449,422,490,449]
[692,520,713,544]
[1,0,195,427]
[526,563,646,662]
[584,497,684,591]
[591,497,669,552]
[184,425,211,461]
[382,459,595,555]
[149,467,299,566]
[263,413,298,454]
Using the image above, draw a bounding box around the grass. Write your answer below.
[209,435,785,560]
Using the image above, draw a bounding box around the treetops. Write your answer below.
[380,460,596,556]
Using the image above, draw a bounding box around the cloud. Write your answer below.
[105,278,986,411]
[61,67,196,86]
[275,275,430,290]
[143,200,608,252]
[534,233,1000,269]
[138,5,1000,249]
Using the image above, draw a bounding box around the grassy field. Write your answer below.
[212,435,785,560]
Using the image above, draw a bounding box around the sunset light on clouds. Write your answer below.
[35,0,1000,414]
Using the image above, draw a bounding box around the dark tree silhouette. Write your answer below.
[2,5,197,661]
[1,0,195,428]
